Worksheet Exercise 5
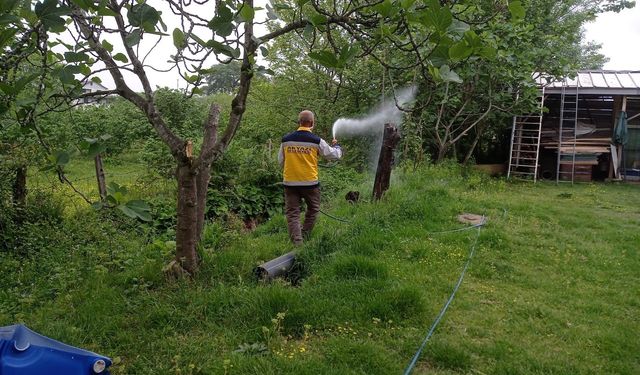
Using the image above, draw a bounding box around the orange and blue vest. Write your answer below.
[278,127,342,187]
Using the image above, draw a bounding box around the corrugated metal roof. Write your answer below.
[539,70,640,95]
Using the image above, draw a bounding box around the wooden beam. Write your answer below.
[94,154,107,202]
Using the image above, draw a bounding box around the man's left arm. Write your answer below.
[319,139,342,160]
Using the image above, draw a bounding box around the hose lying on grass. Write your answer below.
[259,207,492,374]
[403,215,487,375]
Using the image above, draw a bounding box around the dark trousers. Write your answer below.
[284,186,321,245]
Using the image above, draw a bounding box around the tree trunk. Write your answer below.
[463,122,487,165]
[94,154,107,201]
[195,166,211,241]
[175,163,199,274]
[452,142,458,161]
[373,123,400,201]
[436,143,449,163]
[12,165,27,208]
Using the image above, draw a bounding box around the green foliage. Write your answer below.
[79,134,111,158]
[579,40,610,69]
[508,1,526,21]
[203,61,242,94]
[145,197,177,235]
[140,137,175,178]
[127,3,162,33]
[308,45,360,69]
[267,0,631,165]
[35,0,71,32]
[171,28,186,49]
[318,164,363,201]
[0,191,64,252]
[206,145,283,221]
[99,182,152,222]
[140,90,228,177]
[38,98,149,155]
[0,167,12,207]
[153,88,209,137]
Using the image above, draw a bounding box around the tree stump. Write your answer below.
[373,123,400,201]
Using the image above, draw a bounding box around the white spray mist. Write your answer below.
[332,86,417,139]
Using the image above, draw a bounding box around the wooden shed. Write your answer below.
[508,70,640,182]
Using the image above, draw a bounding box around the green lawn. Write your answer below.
[2,164,639,374]
[28,153,175,212]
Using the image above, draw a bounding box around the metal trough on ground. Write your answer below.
[254,251,296,280]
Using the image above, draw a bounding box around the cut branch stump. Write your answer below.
[373,123,400,201]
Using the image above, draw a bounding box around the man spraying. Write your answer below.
[278,110,343,245]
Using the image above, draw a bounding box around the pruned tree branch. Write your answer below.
[194,103,221,170]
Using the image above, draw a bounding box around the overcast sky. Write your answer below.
[584,5,640,70]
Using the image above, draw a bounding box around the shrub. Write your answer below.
[0,191,65,253]
[206,144,283,222]
[39,98,150,156]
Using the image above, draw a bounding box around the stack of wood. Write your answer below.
[541,137,611,164]
[540,125,611,165]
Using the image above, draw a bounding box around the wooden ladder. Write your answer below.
[556,81,579,183]
[508,88,545,182]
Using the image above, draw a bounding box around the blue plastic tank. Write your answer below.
[0,324,112,374]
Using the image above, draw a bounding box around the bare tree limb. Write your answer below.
[194,103,221,170]
[68,2,185,157]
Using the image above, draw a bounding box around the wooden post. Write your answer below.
[12,165,27,208]
[373,123,400,201]
[94,154,107,201]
